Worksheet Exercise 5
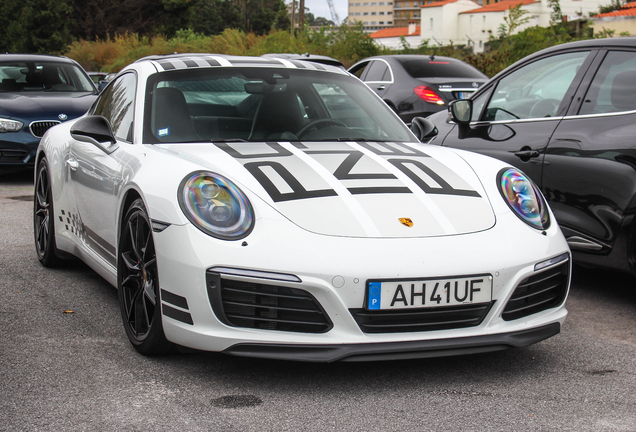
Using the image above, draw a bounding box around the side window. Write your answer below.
[470,86,493,122]
[579,50,636,115]
[92,73,136,142]
[349,61,370,79]
[483,51,590,121]
[364,60,391,82]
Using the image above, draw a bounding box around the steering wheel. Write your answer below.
[297,118,346,138]
[529,99,559,118]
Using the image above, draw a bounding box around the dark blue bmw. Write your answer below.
[0,54,98,174]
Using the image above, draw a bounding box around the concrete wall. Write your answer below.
[590,16,636,36]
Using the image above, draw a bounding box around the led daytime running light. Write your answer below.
[499,168,550,230]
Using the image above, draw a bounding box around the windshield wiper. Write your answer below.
[334,138,386,142]
[210,138,248,143]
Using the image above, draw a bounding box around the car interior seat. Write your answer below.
[611,70,636,113]
[153,87,200,142]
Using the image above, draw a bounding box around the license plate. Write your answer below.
[367,275,492,310]
[458,91,470,99]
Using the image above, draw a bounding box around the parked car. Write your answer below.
[426,37,636,276]
[34,53,570,361]
[261,53,346,69]
[87,71,108,85]
[0,54,98,174]
[348,55,488,124]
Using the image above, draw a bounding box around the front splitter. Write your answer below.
[222,322,561,362]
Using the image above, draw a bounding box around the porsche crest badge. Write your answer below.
[399,218,414,227]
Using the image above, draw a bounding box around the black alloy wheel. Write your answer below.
[118,198,173,355]
[34,157,61,267]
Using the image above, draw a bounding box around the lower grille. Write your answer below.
[0,149,28,162]
[206,270,332,333]
[29,121,60,138]
[502,261,569,321]
[349,302,494,334]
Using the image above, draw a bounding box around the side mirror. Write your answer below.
[70,115,118,153]
[410,117,438,142]
[449,99,472,125]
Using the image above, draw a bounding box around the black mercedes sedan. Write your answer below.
[0,54,98,174]
[348,55,487,124]
[425,37,636,276]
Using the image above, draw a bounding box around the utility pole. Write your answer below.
[299,0,305,31]
[290,0,296,36]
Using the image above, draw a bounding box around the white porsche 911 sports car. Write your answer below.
[33,53,571,361]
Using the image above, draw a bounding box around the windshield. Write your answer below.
[143,67,415,143]
[0,60,95,93]
[398,58,486,79]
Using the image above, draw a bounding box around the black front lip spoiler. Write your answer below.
[222,322,561,362]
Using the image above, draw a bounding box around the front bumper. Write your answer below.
[153,210,570,361]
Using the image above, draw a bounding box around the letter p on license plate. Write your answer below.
[367,275,492,310]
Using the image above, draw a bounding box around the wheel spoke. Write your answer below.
[121,251,141,271]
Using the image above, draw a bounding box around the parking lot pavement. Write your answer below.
[1,172,635,432]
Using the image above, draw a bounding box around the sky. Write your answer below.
[303,0,348,25]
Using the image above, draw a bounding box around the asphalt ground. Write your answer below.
[1,170,635,431]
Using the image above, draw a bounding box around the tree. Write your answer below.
[548,0,563,25]
[0,0,75,54]
[498,3,532,39]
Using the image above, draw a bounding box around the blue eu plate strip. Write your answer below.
[368,282,381,310]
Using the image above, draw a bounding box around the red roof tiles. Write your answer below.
[370,26,422,38]
[460,0,538,13]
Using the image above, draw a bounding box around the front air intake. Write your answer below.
[206,270,333,333]
[502,260,569,321]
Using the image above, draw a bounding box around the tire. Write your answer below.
[118,198,173,355]
[34,157,61,267]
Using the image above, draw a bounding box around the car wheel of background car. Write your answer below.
[296,118,346,138]
[34,158,62,267]
[118,198,173,356]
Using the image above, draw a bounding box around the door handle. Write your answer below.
[67,158,79,171]
[377,85,385,91]
[513,150,540,159]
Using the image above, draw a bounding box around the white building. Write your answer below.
[420,0,618,53]
[370,22,423,48]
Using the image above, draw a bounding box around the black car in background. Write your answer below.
[348,55,487,124]
[426,37,636,276]
[0,54,98,174]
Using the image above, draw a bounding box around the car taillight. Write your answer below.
[414,86,445,105]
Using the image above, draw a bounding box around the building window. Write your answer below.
[363,12,368,15]
[387,11,392,14]
[388,20,393,23]
[371,11,376,15]
[379,11,385,14]
[379,21,384,24]
[387,2,393,4]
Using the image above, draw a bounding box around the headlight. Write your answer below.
[178,171,254,240]
[0,118,23,133]
[498,168,550,230]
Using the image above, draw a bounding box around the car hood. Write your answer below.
[0,92,97,121]
[158,141,496,238]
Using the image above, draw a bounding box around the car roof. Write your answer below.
[0,53,76,63]
[133,53,347,74]
[359,54,465,63]
[261,53,345,68]
[489,37,636,81]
